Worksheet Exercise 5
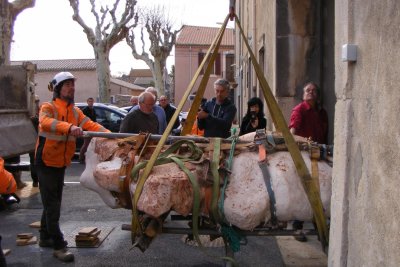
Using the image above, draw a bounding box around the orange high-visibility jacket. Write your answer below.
[0,157,17,194]
[35,98,109,167]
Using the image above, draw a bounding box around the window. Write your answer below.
[198,52,221,75]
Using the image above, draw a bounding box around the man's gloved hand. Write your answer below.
[69,125,83,137]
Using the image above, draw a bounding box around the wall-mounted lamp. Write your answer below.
[342,44,357,62]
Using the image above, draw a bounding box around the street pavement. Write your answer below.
[0,155,327,266]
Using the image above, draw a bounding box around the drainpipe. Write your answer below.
[252,0,257,96]
[189,45,192,79]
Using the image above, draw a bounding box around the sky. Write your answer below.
[11,0,234,76]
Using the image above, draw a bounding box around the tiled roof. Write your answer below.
[176,25,234,47]
[110,77,146,90]
[11,59,96,72]
[129,68,152,77]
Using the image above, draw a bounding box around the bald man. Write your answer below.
[129,87,167,134]
[120,92,159,134]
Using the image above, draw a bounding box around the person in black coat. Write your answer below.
[239,97,267,136]
[159,95,180,130]
[197,79,237,138]
[79,97,97,163]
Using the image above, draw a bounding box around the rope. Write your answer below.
[218,128,237,223]
[218,128,245,253]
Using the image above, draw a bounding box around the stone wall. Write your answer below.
[329,0,400,266]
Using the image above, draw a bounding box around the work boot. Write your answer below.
[39,238,54,248]
[39,239,67,248]
[294,231,307,242]
[53,248,74,262]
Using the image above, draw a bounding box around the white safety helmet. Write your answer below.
[50,72,76,89]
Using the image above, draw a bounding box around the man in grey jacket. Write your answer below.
[197,79,237,138]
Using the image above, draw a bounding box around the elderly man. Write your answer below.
[129,87,167,134]
[197,79,237,138]
[120,92,159,134]
[130,95,139,107]
[288,81,328,242]
[289,81,328,144]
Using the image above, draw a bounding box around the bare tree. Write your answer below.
[69,0,138,103]
[126,6,182,96]
[0,0,35,65]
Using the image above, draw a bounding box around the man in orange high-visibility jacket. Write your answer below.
[34,72,110,263]
[0,157,17,195]
[0,156,16,266]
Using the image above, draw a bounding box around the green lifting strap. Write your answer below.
[130,140,202,243]
[234,14,329,250]
[169,156,202,246]
[210,138,222,224]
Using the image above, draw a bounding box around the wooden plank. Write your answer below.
[25,236,37,245]
[78,227,98,236]
[17,233,33,239]
[29,221,41,228]
[16,236,37,246]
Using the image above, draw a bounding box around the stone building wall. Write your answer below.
[329,0,400,266]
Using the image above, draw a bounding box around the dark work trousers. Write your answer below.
[0,235,7,267]
[29,152,38,184]
[292,220,304,230]
[36,165,66,250]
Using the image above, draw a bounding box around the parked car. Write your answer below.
[120,105,133,113]
[75,102,126,132]
[74,103,126,152]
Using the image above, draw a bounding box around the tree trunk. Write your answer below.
[95,50,111,103]
[0,0,12,65]
[152,58,165,96]
[0,0,35,66]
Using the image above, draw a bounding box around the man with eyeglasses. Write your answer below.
[289,81,328,242]
[120,91,159,134]
[289,81,328,144]
[129,87,167,134]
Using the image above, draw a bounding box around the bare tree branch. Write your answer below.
[68,0,138,102]
[126,5,182,96]
[0,0,35,65]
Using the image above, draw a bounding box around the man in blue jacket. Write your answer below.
[197,79,237,138]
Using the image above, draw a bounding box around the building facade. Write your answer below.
[174,25,235,110]
[234,1,400,266]
[11,59,145,106]
[234,0,335,144]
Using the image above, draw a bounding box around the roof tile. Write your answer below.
[176,25,234,47]
[11,59,96,72]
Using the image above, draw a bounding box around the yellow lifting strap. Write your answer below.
[130,14,231,238]
[234,14,329,250]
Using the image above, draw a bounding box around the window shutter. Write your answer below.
[215,53,221,75]
[198,52,205,75]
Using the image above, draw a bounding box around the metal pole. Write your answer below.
[83,131,248,144]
